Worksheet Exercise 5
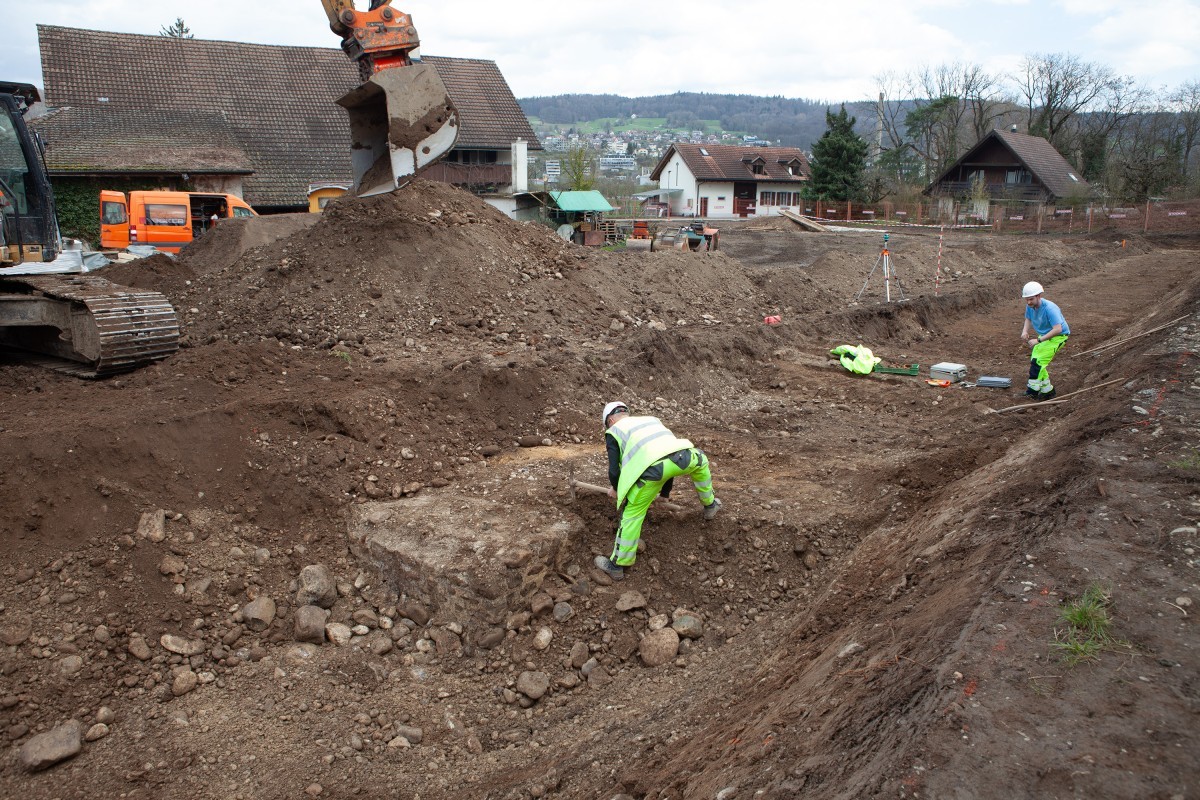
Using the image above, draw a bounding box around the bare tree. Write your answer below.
[874,62,1009,184]
[1108,108,1181,200]
[1015,53,1119,150]
[1167,81,1200,182]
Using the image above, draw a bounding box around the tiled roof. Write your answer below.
[650,143,810,183]
[30,106,253,174]
[927,129,1091,199]
[37,25,540,208]
[422,56,538,150]
[993,129,1089,198]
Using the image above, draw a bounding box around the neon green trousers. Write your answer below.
[609,449,714,567]
[1027,335,1068,393]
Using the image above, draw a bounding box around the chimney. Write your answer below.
[511,138,529,193]
[1010,124,1018,133]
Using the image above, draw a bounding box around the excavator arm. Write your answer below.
[323,0,459,196]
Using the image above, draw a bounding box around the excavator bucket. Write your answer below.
[337,63,459,197]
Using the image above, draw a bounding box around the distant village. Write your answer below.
[531,116,778,185]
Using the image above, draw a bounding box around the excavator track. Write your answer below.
[0,274,180,378]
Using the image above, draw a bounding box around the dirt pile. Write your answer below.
[0,181,1197,799]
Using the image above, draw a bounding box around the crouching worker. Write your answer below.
[1020,281,1070,401]
[594,401,721,581]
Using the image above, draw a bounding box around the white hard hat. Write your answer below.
[1022,281,1044,299]
[602,401,627,427]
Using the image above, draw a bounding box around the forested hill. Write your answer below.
[518,93,877,149]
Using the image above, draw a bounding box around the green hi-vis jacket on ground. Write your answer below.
[830,344,882,375]
[606,416,693,507]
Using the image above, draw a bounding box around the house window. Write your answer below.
[761,191,775,206]
[446,150,498,165]
[788,161,803,176]
[1005,169,1032,185]
[751,162,765,175]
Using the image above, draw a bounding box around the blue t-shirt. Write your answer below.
[1025,298,1070,336]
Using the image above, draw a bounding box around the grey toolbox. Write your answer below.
[929,362,968,382]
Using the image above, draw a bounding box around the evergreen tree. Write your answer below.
[159,18,193,38]
[807,105,868,201]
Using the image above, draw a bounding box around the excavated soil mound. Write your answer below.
[0,181,1197,800]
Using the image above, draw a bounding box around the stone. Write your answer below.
[160,634,205,657]
[530,592,554,617]
[837,642,865,659]
[532,627,554,651]
[158,554,187,576]
[476,627,505,649]
[399,602,430,627]
[325,623,353,646]
[394,724,423,745]
[19,720,82,771]
[639,628,680,667]
[587,667,611,689]
[552,602,574,623]
[242,595,277,632]
[294,605,328,644]
[351,609,379,628]
[296,564,338,609]
[171,669,199,697]
[96,707,115,724]
[568,641,590,670]
[615,591,647,612]
[127,636,152,661]
[671,614,704,639]
[429,627,462,655]
[59,655,83,676]
[84,723,109,742]
[137,509,166,542]
[0,619,33,646]
[516,671,550,701]
[366,634,393,656]
[647,614,670,631]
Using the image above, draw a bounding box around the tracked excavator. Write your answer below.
[322,0,459,196]
[0,82,179,377]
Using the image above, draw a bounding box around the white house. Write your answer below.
[647,143,810,218]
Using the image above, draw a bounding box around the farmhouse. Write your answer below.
[645,143,809,218]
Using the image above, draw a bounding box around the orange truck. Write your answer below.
[99,190,257,253]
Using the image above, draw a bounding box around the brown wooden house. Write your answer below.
[924,128,1091,203]
[32,25,540,215]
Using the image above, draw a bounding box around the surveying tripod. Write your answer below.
[854,232,906,303]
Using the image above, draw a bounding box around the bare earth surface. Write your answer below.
[1,181,1197,799]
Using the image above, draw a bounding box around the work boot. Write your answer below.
[1024,387,1039,399]
[593,555,625,581]
[1037,388,1057,402]
[703,498,723,521]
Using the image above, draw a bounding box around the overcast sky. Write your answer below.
[5,0,1199,101]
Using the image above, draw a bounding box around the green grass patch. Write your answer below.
[1165,449,1200,470]
[1051,583,1127,665]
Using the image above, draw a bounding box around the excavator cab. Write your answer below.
[322,0,459,196]
[0,84,60,266]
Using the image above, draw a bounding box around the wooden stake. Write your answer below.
[1070,315,1190,358]
[987,377,1125,414]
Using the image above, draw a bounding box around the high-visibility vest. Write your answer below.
[607,416,693,506]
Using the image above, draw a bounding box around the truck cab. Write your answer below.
[100,190,256,253]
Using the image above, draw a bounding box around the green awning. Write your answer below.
[548,190,615,212]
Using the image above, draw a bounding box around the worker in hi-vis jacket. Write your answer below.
[1020,281,1070,401]
[594,402,722,581]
